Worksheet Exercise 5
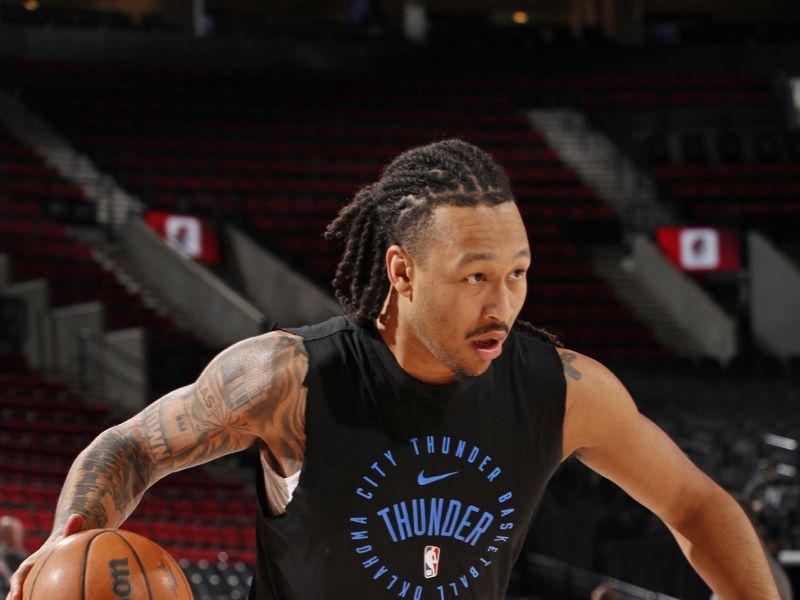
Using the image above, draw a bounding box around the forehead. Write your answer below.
[422,202,529,265]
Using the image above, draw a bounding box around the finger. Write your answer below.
[7,561,32,600]
[64,513,85,537]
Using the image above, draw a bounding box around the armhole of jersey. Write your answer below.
[261,317,347,515]
[259,325,315,516]
[259,445,302,516]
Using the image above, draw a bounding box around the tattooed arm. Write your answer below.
[7,331,307,600]
[558,348,778,600]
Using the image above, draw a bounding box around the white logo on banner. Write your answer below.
[680,228,719,269]
[165,216,202,258]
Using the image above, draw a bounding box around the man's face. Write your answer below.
[400,201,530,380]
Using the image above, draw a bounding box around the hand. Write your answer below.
[6,514,84,600]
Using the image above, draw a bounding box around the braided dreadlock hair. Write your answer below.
[324,138,562,347]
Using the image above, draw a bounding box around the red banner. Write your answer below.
[656,226,740,272]
[145,212,220,264]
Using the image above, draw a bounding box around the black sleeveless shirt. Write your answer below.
[249,317,566,600]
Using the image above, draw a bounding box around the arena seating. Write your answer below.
[475,72,776,111]
[181,558,253,600]
[574,73,773,108]
[0,126,130,324]
[583,72,798,256]
[1,61,671,360]
[650,147,800,311]
[652,163,800,243]
[0,123,217,394]
[578,70,800,327]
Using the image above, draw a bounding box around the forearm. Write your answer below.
[50,426,156,538]
[670,490,778,600]
[46,332,306,539]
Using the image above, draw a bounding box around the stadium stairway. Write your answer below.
[75,228,214,342]
[0,120,217,397]
[0,91,268,353]
[0,89,140,229]
[591,244,707,359]
[528,108,676,232]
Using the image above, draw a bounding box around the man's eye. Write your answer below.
[510,269,527,280]
[466,273,485,284]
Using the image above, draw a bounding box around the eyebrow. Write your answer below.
[457,248,530,267]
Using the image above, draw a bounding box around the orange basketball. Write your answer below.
[23,528,194,600]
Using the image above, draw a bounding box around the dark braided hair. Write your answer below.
[324,138,562,347]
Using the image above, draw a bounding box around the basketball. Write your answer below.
[22,529,194,600]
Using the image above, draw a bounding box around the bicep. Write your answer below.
[123,381,254,481]
[116,331,308,482]
[561,350,717,528]
[577,412,716,526]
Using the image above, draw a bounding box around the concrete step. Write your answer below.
[64,226,211,339]
[527,108,678,233]
[83,235,213,340]
[0,90,142,230]
[591,245,705,358]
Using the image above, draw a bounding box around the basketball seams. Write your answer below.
[24,543,61,600]
[80,530,106,600]
[110,530,154,600]
[25,529,190,599]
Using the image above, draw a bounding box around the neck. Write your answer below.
[375,313,457,385]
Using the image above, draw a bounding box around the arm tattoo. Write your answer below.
[51,332,308,535]
[560,352,582,381]
[163,332,308,473]
[58,429,155,530]
[141,401,172,462]
[254,335,309,469]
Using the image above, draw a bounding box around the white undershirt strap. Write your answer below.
[259,445,301,516]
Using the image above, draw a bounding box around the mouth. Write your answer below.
[470,334,505,359]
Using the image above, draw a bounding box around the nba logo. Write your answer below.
[423,546,440,579]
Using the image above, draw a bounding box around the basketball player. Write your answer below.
[7,140,779,599]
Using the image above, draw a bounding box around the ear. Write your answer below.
[385,245,414,298]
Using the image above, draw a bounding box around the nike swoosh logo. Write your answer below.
[417,470,459,486]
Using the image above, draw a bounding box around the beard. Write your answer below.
[411,316,487,381]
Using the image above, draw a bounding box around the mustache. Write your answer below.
[465,323,509,340]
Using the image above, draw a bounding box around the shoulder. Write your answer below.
[510,321,562,348]
[209,329,309,389]
[506,323,565,377]
[282,315,354,343]
[223,328,307,357]
[504,327,565,390]
[507,325,562,365]
[555,347,622,394]
[556,348,638,459]
[277,316,360,373]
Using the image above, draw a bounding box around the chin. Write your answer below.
[452,360,491,381]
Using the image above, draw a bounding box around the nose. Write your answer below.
[483,280,516,324]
